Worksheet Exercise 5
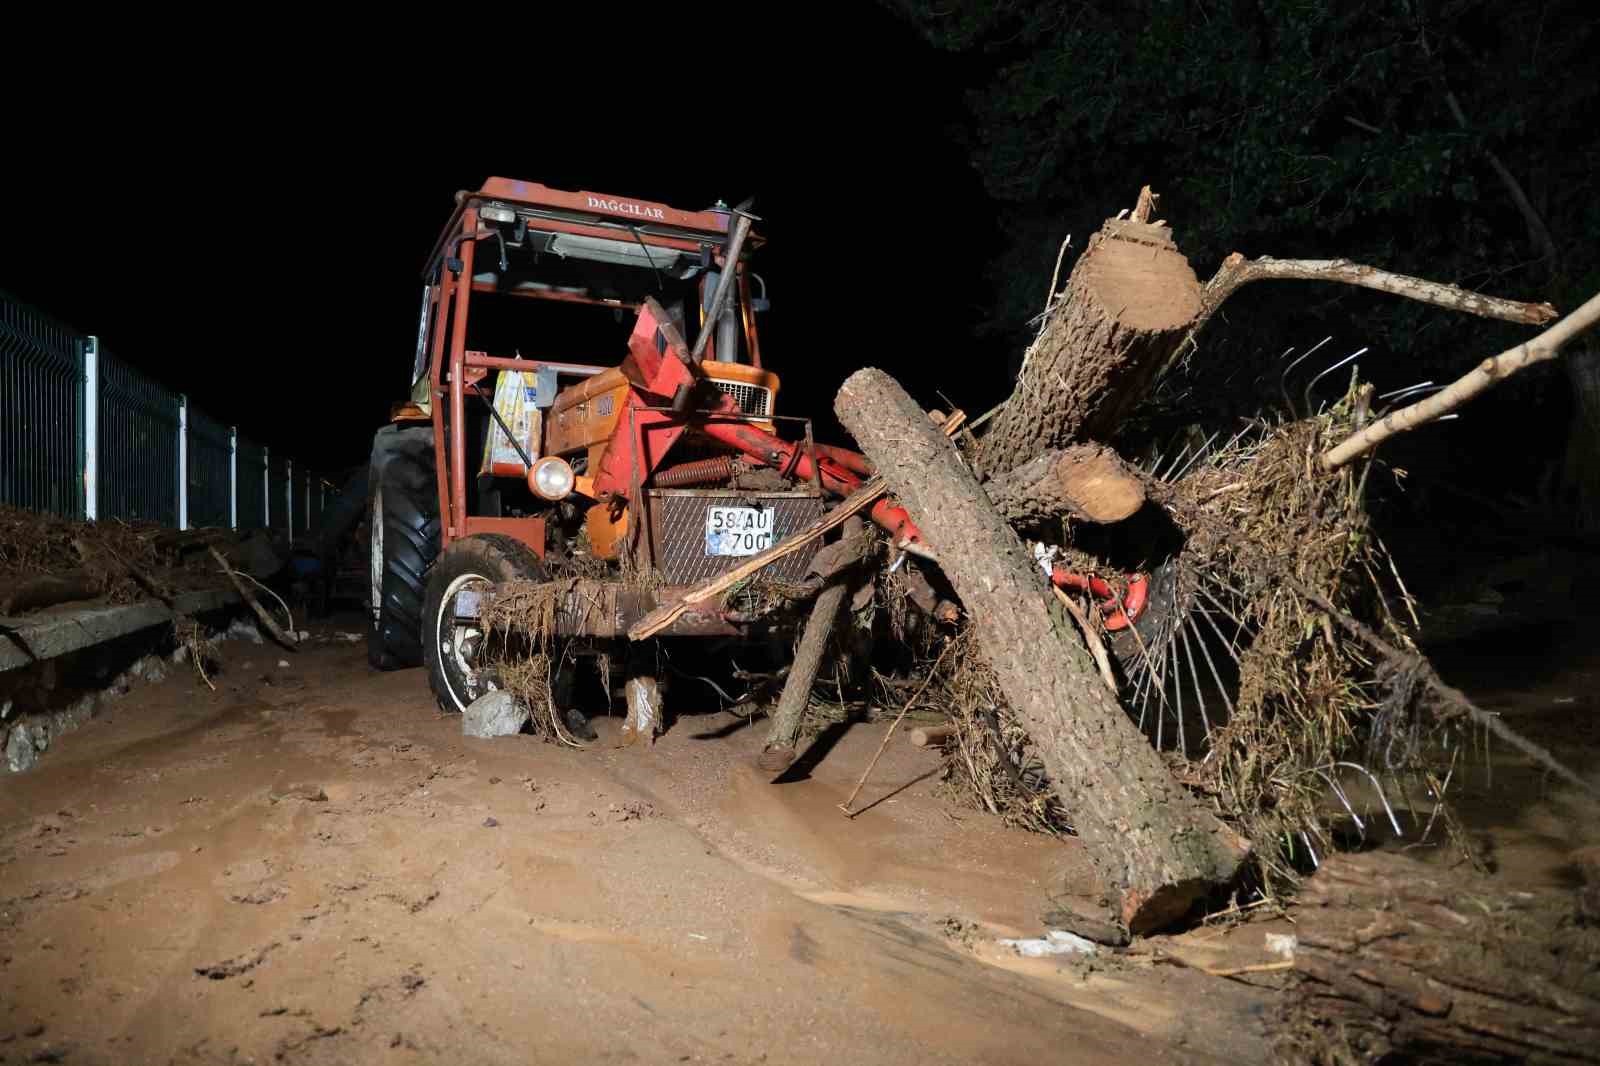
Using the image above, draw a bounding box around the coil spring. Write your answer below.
[651,456,738,488]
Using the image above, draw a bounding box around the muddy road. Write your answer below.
[0,621,1284,1065]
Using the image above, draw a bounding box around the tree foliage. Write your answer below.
[890,0,1599,366]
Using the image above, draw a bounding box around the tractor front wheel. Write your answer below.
[422,535,591,738]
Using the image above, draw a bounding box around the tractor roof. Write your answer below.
[425,178,763,277]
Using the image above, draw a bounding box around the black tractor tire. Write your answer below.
[422,534,564,717]
[367,425,441,670]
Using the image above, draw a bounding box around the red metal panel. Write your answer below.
[478,178,735,237]
[460,515,547,557]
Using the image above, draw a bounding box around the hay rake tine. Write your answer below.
[1329,761,1404,837]
[1303,346,1368,415]
[1188,615,1236,722]
[1169,639,1187,758]
[1157,442,1192,482]
[1279,335,1333,415]
[1150,632,1173,748]
[1171,429,1222,483]
[1178,617,1213,744]
[1196,576,1241,643]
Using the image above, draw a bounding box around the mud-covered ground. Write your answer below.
[0,618,1281,1065]
[3,615,1597,1065]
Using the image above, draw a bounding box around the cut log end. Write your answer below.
[1081,220,1202,333]
[985,444,1146,526]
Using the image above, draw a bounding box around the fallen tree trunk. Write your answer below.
[837,367,1248,934]
[976,207,1203,474]
[984,443,1145,526]
[1284,851,1600,1064]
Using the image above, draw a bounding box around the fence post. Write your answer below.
[177,394,189,531]
[286,459,294,544]
[229,427,238,529]
[84,336,99,521]
[263,446,270,529]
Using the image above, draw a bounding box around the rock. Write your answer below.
[226,618,264,645]
[1,698,12,720]
[461,691,530,738]
[172,646,190,664]
[268,784,328,804]
[277,661,290,669]
[50,695,96,735]
[5,725,38,773]
[126,656,167,684]
[297,631,311,642]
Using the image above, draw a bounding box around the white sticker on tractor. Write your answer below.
[705,506,774,556]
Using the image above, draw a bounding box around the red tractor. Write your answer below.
[365,179,923,739]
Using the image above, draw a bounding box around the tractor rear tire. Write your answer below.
[367,425,440,670]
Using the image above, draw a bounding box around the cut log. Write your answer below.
[759,518,869,771]
[1284,851,1600,1064]
[984,443,1144,526]
[837,368,1248,934]
[976,210,1202,473]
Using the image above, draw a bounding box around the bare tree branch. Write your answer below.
[1321,290,1600,470]
[1200,254,1558,326]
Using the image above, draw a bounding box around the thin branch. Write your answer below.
[1321,289,1600,470]
[1200,254,1558,327]
[208,546,300,652]
[1051,586,1118,696]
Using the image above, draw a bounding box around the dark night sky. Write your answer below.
[2,12,1002,472]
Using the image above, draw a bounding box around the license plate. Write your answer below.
[705,505,775,556]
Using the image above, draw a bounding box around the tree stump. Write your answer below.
[976,211,1202,473]
[1283,851,1600,1064]
[836,367,1247,934]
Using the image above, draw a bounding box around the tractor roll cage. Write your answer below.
[421,182,767,552]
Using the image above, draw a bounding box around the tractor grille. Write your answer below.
[647,490,824,586]
[712,380,772,418]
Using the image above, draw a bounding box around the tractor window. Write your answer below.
[461,228,733,366]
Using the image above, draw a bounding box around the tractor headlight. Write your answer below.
[529,457,575,501]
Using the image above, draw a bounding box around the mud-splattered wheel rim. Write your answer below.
[432,572,496,713]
